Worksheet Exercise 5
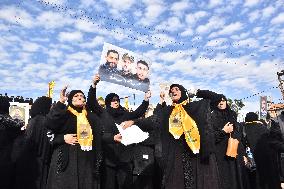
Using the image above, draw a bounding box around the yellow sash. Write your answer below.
[68,106,93,151]
[169,100,200,154]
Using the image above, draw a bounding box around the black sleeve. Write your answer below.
[214,128,227,143]
[86,85,103,115]
[196,90,220,100]
[153,102,167,116]
[269,120,284,152]
[45,101,68,132]
[134,114,160,132]
[0,115,24,140]
[125,100,149,120]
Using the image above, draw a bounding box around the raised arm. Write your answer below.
[86,74,103,114]
[126,90,151,120]
[45,86,68,132]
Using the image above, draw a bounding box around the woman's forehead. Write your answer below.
[73,92,84,96]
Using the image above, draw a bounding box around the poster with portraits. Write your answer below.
[98,42,151,92]
[259,96,267,119]
[9,102,30,125]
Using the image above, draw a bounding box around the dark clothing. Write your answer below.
[253,120,283,189]
[45,100,102,189]
[0,114,24,189]
[13,115,52,189]
[156,99,220,189]
[87,86,149,189]
[196,90,243,189]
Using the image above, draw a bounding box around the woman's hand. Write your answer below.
[59,85,68,104]
[64,134,78,145]
[121,120,134,130]
[160,91,165,104]
[222,122,234,133]
[92,74,100,87]
[114,133,122,143]
[144,90,152,101]
[243,156,248,165]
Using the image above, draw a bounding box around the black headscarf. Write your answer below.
[169,84,189,104]
[105,93,125,118]
[67,90,85,113]
[0,96,10,114]
[30,96,52,118]
[245,112,258,122]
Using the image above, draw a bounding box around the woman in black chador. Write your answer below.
[45,78,102,189]
[87,74,151,189]
[154,84,220,189]
[0,96,24,189]
[196,90,244,189]
[13,96,53,189]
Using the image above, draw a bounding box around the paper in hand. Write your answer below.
[116,123,149,146]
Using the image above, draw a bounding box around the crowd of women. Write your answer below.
[1,74,284,189]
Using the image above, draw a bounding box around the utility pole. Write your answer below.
[277,70,284,100]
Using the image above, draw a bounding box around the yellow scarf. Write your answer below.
[68,106,93,151]
[169,100,200,154]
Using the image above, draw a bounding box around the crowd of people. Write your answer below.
[1,74,284,189]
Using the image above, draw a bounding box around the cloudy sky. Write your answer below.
[0,0,283,116]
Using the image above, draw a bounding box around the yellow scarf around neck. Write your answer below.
[68,106,93,151]
[169,100,200,154]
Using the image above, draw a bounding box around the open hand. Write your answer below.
[59,85,68,104]
[64,134,78,145]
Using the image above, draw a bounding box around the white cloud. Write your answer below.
[262,6,276,18]
[44,0,66,5]
[271,12,284,25]
[156,17,183,32]
[180,28,194,36]
[248,10,260,22]
[21,41,41,52]
[68,51,94,62]
[244,0,260,7]
[196,16,225,34]
[46,49,63,58]
[0,6,35,28]
[103,0,135,11]
[170,0,190,12]
[80,36,105,48]
[37,11,73,29]
[80,0,95,7]
[205,38,227,47]
[140,1,166,26]
[208,0,223,8]
[185,11,208,25]
[217,22,243,36]
[253,27,262,33]
[58,31,83,42]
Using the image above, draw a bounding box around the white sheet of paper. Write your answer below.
[116,123,149,146]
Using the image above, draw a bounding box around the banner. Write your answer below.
[9,102,30,125]
[98,42,151,92]
[260,96,267,119]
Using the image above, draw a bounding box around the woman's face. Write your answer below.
[72,93,86,107]
[110,97,120,109]
[170,87,181,102]
[217,98,227,110]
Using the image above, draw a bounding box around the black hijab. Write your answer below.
[169,84,189,104]
[105,93,126,118]
[67,90,85,113]
[30,96,52,118]
[0,96,10,114]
